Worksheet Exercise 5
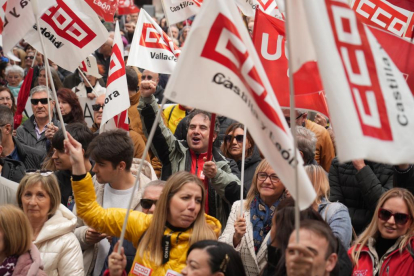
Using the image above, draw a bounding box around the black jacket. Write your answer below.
[393,165,414,195]
[237,145,262,191]
[12,137,45,170]
[0,158,26,183]
[329,158,393,234]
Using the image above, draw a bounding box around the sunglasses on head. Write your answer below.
[378,208,410,225]
[224,134,244,144]
[26,169,54,176]
[140,199,157,209]
[30,98,49,105]
[92,104,104,111]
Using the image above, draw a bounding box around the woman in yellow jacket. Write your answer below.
[65,133,221,276]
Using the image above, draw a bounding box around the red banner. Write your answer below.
[118,0,139,15]
[253,9,329,116]
[85,0,117,22]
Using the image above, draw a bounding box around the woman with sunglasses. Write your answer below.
[16,171,84,275]
[349,188,414,275]
[221,123,262,191]
[219,159,286,275]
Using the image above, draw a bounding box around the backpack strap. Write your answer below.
[168,105,176,122]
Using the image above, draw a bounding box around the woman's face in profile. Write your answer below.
[182,249,214,276]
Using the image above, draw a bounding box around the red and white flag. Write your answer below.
[101,21,130,132]
[79,55,102,79]
[127,9,181,74]
[22,0,109,72]
[253,9,329,115]
[293,0,414,163]
[257,0,283,17]
[118,0,139,15]
[2,0,56,54]
[164,0,316,209]
[85,0,118,22]
[235,0,258,17]
[163,0,201,25]
[351,0,414,39]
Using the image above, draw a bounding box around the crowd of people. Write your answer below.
[0,5,413,276]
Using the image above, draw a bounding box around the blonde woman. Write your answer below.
[349,188,414,275]
[305,165,352,248]
[0,205,46,275]
[65,133,221,275]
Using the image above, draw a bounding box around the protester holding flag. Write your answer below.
[349,188,414,275]
[72,71,106,100]
[220,123,262,191]
[34,67,63,92]
[65,132,221,276]
[219,159,287,275]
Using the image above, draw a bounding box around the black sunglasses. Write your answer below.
[31,98,49,105]
[378,208,410,225]
[284,113,304,123]
[224,134,244,144]
[92,104,104,111]
[140,199,157,209]
[141,75,153,80]
[26,56,35,60]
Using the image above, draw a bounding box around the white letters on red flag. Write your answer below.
[22,0,109,72]
[253,9,329,115]
[85,0,117,22]
[351,0,414,38]
[163,0,201,25]
[118,0,139,15]
[101,21,130,132]
[127,9,181,74]
[164,0,316,209]
[297,0,414,163]
[2,0,56,54]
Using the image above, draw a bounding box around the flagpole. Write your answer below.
[117,96,168,254]
[203,113,216,213]
[77,68,100,98]
[31,50,38,68]
[32,0,67,139]
[160,0,173,35]
[239,126,247,216]
[284,1,300,243]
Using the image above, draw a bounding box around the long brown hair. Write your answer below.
[350,188,414,266]
[137,171,218,265]
[57,88,85,124]
[220,123,255,159]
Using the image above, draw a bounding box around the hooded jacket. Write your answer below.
[72,173,221,276]
[33,205,84,276]
[13,244,47,276]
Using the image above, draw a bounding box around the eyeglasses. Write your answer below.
[31,98,49,105]
[25,169,54,176]
[378,208,411,225]
[224,134,244,144]
[140,199,157,209]
[284,113,304,123]
[141,75,153,81]
[0,97,11,101]
[26,56,35,60]
[257,172,280,183]
[92,104,104,111]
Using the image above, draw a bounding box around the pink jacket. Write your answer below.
[13,244,47,276]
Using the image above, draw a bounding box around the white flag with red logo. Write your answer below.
[2,0,56,54]
[118,0,139,15]
[235,0,258,17]
[127,9,181,74]
[101,21,130,132]
[351,0,414,39]
[293,0,414,163]
[21,0,109,72]
[164,0,316,209]
[79,55,102,79]
[163,0,201,25]
[257,0,283,17]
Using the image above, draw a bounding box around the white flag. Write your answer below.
[257,0,283,17]
[100,21,130,132]
[22,0,109,72]
[293,0,414,164]
[79,55,102,79]
[164,0,316,209]
[235,0,258,16]
[2,0,56,54]
[127,9,180,74]
[163,0,201,25]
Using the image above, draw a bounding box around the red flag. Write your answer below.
[118,0,139,15]
[85,0,117,22]
[14,68,33,129]
[253,9,329,116]
[387,0,414,12]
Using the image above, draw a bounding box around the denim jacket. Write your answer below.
[318,197,352,249]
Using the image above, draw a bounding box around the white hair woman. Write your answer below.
[5,65,24,97]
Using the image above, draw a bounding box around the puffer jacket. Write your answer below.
[237,145,262,191]
[34,204,84,276]
[138,95,242,226]
[0,157,26,183]
[348,237,414,276]
[329,158,393,234]
[16,115,61,152]
[13,244,47,276]
[72,173,221,276]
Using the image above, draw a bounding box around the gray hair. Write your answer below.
[0,105,14,129]
[5,65,24,78]
[296,126,317,164]
[30,85,53,99]
[143,180,166,197]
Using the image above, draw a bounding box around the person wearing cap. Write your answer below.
[72,56,106,100]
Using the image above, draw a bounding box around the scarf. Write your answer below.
[250,194,281,254]
[0,255,18,275]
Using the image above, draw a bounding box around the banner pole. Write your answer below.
[117,96,168,254]
[239,126,247,216]
[77,68,100,99]
[31,50,38,68]
[284,1,300,243]
[160,0,173,32]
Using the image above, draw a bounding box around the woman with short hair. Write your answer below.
[17,172,84,275]
[0,204,47,275]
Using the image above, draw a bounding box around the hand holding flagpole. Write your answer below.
[239,126,247,216]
